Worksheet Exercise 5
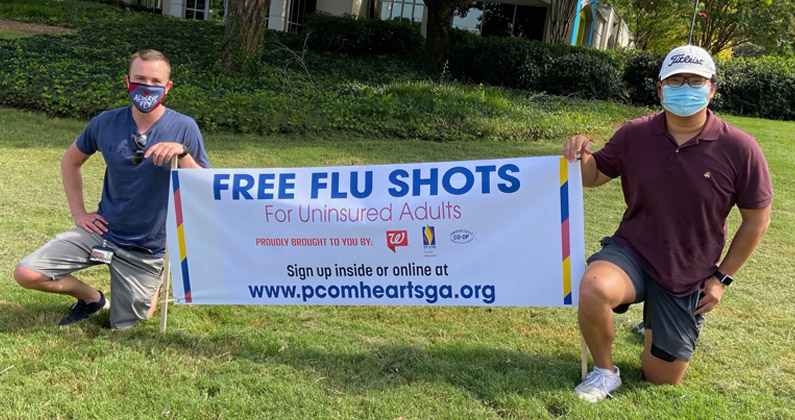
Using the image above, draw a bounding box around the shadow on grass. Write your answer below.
[0,302,586,406]
[0,300,111,330]
[131,327,582,405]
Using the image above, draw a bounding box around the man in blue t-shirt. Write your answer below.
[14,49,210,329]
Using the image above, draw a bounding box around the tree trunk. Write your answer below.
[221,0,271,72]
[424,0,469,64]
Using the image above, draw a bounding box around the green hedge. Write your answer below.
[622,51,664,107]
[2,0,646,141]
[301,13,424,56]
[713,57,795,121]
[3,0,791,135]
[447,31,625,100]
[621,51,795,120]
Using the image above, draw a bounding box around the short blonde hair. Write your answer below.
[128,49,171,78]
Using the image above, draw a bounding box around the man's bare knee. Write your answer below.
[642,365,684,385]
[13,266,49,289]
[579,278,613,303]
[579,277,627,311]
[641,332,688,385]
[579,262,635,308]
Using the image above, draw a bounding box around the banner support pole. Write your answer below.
[159,156,178,333]
[580,332,589,381]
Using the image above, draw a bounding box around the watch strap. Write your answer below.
[177,145,189,159]
[712,269,733,286]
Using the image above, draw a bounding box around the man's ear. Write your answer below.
[656,81,663,102]
[164,80,173,95]
[124,74,130,89]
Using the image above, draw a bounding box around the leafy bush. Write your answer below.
[0,0,143,27]
[1,0,648,140]
[447,32,625,100]
[712,57,795,120]
[0,0,648,140]
[620,50,795,120]
[622,51,664,106]
[301,13,424,56]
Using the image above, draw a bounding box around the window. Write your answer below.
[140,0,162,13]
[453,2,547,41]
[184,0,209,20]
[286,0,317,32]
[373,0,425,24]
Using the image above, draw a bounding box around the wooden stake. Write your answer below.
[159,156,178,333]
[580,332,589,381]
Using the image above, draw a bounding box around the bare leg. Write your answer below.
[578,261,636,371]
[641,329,690,385]
[13,266,100,302]
[147,281,163,318]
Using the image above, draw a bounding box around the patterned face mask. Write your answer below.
[128,83,166,113]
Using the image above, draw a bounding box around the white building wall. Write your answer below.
[268,0,288,30]
[163,0,183,17]
[157,0,630,50]
[351,0,367,16]
[617,20,632,48]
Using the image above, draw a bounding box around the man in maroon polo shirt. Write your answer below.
[562,45,772,402]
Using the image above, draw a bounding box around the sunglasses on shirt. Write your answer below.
[131,133,148,165]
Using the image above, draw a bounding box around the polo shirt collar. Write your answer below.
[651,109,721,142]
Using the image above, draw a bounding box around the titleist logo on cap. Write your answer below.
[667,54,705,67]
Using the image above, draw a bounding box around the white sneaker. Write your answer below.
[575,366,622,402]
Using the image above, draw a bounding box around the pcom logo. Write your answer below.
[386,230,408,253]
[423,225,437,257]
[422,225,436,248]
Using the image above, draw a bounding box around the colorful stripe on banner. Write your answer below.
[172,172,192,302]
[559,158,572,305]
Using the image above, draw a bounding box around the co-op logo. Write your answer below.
[449,229,475,244]
[386,230,408,252]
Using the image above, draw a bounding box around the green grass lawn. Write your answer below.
[0,28,25,39]
[0,107,793,419]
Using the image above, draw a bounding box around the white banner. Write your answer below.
[166,156,584,307]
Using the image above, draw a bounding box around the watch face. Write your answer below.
[713,270,732,286]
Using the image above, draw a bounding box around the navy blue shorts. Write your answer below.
[586,237,705,362]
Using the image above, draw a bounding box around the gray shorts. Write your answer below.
[586,237,705,362]
[17,228,164,329]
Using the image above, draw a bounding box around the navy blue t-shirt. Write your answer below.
[75,105,210,257]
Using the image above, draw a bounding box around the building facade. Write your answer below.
[140,0,631,50]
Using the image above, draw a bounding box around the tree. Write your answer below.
[424,0,472,64]
[220,0,271,72]
[610,0,690,51]
[694,0,795,55]
[547,0,578,44]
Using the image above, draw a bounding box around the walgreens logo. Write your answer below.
[386,230,408,252]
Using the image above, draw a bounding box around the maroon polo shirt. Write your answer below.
[593,110,772,296]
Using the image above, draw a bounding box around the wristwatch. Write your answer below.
[177,145,189,159]
[712,269,734,286]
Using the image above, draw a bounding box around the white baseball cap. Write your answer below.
[659,45,716,80]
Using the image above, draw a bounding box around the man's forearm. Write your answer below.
[178,153,204,169]
[580,153,601,187]
[61,160,87,220]
[718,207,771,277]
